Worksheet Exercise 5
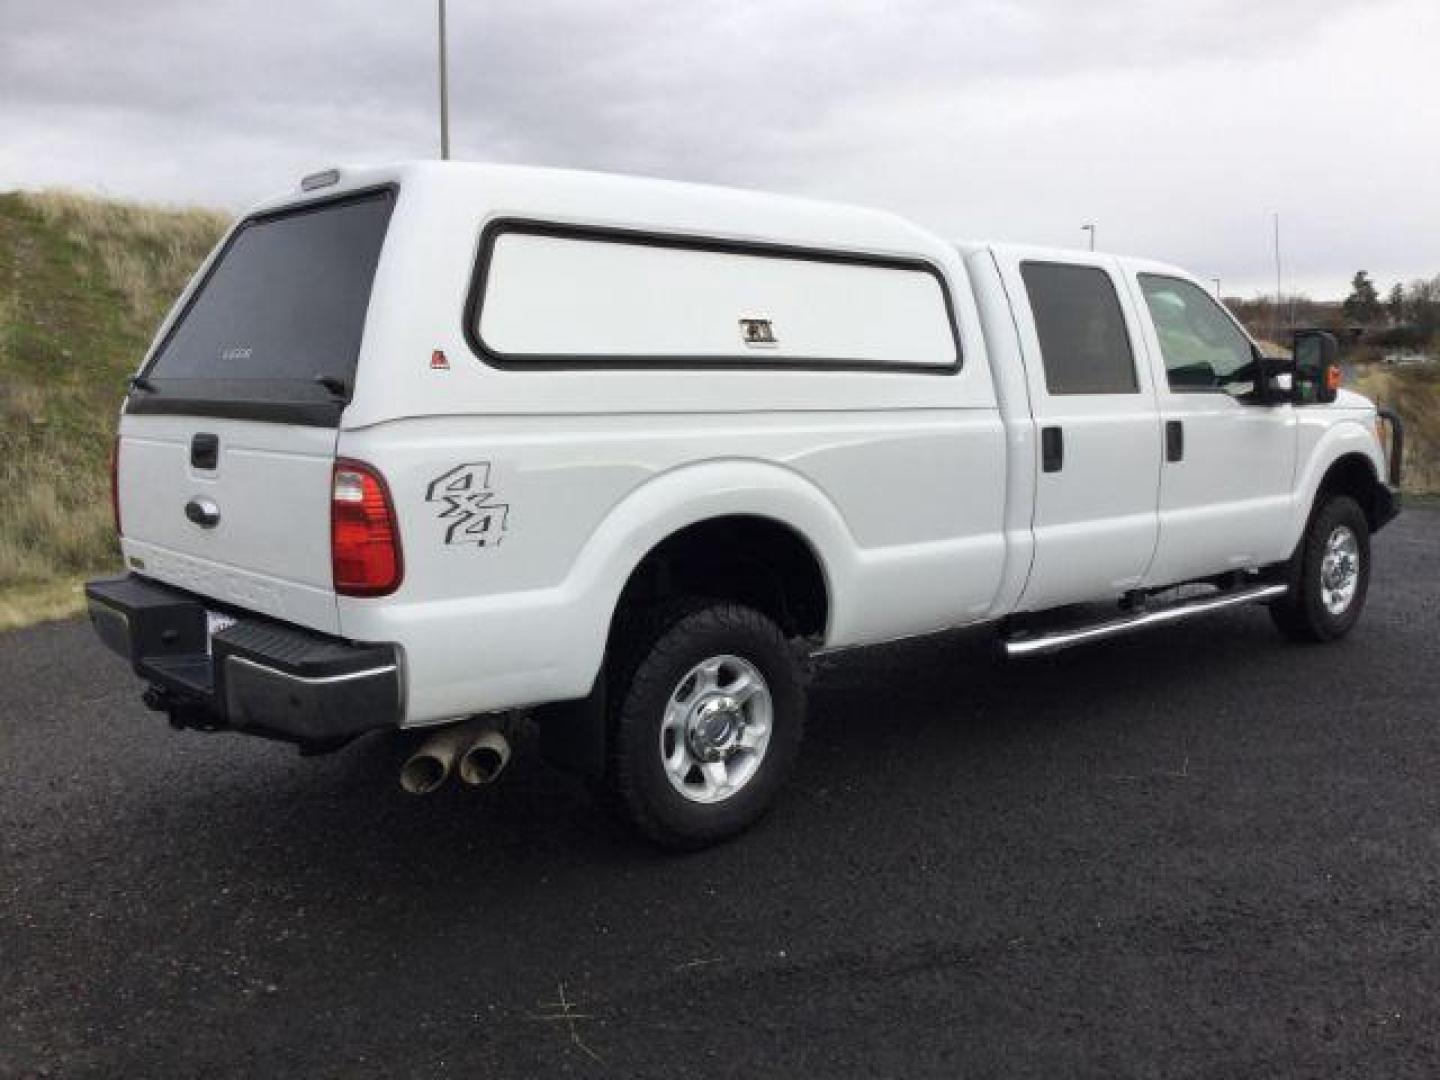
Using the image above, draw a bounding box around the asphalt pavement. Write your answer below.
[3,508,1438,1078]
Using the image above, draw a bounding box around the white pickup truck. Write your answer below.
[86,162,1403,848]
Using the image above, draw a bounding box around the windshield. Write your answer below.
[132,187,395,424]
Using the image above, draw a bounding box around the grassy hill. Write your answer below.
[0,191,230,628]
[0,190,1434,630]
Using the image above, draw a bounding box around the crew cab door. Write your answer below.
[1124,266,1298,586]
[995,251,1163,610]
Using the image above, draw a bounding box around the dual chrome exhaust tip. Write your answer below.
[399,720,513,795]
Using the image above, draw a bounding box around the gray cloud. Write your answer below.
[1,0,1435,296]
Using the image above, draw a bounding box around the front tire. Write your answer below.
[606,601,805,850]
[1270,494,1371,642]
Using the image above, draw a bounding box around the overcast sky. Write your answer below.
[3,0,1437,297]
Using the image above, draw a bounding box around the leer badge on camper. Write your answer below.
[740,318,777,348]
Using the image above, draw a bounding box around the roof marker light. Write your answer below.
[301,168,341,192]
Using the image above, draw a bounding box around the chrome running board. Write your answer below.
[1004,582,1288,658]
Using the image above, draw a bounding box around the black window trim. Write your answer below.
[462,217,964,375]
[125,183,399,428]
[1137,271,1262,398]
[1020,258,1141,397]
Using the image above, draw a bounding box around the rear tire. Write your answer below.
[1270,494,1370,643]
[606,600,804,850]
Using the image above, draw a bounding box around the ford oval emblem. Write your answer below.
[184,497,221,528]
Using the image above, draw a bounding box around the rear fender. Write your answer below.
[535,460,851,779]
[575,459,853,660]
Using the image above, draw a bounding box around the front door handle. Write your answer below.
[1165,420,1184,463]
[1041,426,1064,473]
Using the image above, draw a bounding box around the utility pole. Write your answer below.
[1212,276,1222,298]
[1081,223,1096,251]
[438,0,451,160]
[1272,212,1282,342]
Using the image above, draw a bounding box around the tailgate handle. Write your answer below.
[191,433,219,470]
[184,497,221,529]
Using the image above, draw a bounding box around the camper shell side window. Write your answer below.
[464,219,964,374]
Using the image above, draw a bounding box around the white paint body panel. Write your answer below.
[1118,258,1300,584]
[338,412,1007,721]
[117,414,340,633]
[114,162,1391,725]
[990,247,1164,610]
[1287,399,1388,551]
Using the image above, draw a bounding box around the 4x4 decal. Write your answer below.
[425,463,510,547]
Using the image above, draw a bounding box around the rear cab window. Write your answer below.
[1020,261,1139,395]
[129,187,396,426]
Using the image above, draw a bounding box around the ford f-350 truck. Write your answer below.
[86,162,1403,848]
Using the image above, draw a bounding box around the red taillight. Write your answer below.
[331,459,403,597]
[110,435,122,537]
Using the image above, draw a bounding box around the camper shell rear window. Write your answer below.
[128,186,395,426]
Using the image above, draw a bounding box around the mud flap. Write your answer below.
[536,675,608,782]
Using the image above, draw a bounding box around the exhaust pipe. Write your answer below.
[399,722,480,795]
[457,728,511,786]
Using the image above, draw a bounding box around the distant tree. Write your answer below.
[1386,282,1406,324]
[1342,271,1382,324]
[1408,276,1440,340]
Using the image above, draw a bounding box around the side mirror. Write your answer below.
[1293,329,1341,404]
[1250,352,1291,406]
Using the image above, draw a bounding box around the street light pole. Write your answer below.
[1272,212,1282,342]
[438,0,451,160]
[1081,223,1096,251]
[1212,276,1222,298]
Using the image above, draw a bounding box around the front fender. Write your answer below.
[1284,415,1387,553]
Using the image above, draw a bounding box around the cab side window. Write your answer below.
[1021,262,1139,395]
[1138,275,1255,393]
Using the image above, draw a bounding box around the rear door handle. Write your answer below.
[1041,426,1064,473]
[1165,420,1184,463]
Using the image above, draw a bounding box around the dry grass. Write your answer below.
[0,440,116,587]
[0,577,88,632]
[0,371,44,421]
[24,190,229,325]
[1351,364,1440,495]
[0,289,16,365]
[0,189,230,629]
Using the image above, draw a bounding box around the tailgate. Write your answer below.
[117,414,340,633]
